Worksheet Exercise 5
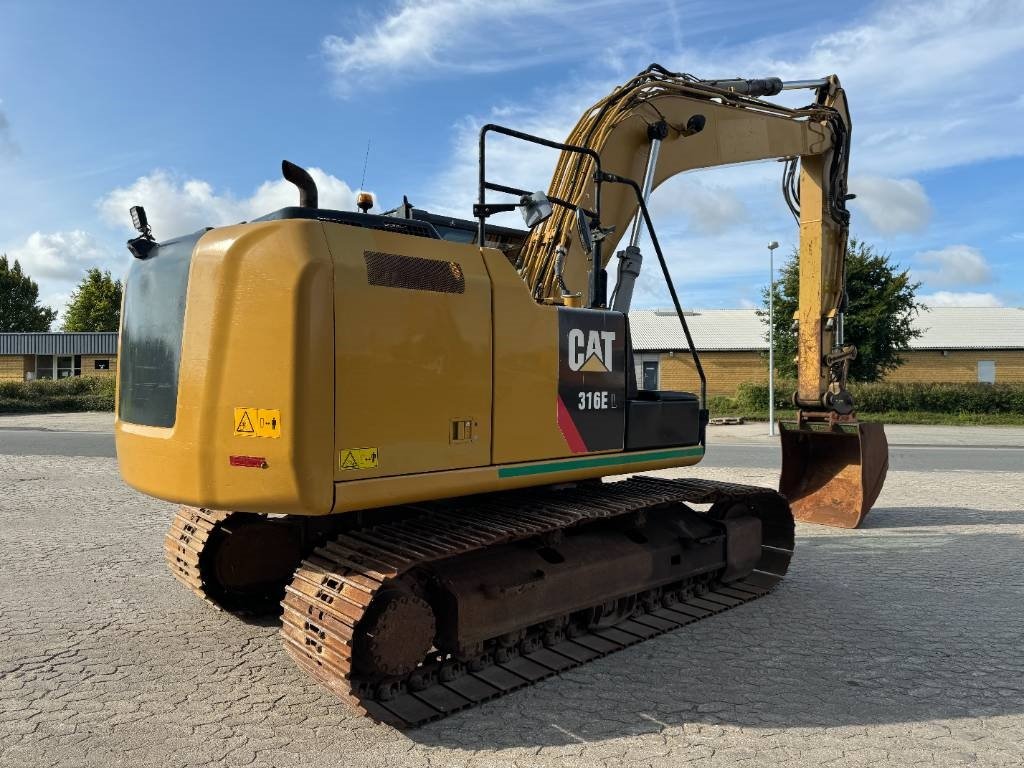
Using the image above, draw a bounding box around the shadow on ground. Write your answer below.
[390,507,1024,749]
[863,504,1024,528]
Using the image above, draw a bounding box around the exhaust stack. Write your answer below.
[281,160,318,208]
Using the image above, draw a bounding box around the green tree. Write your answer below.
[760,238,922,382]
[61,268,123,332]
[0,254,57,331]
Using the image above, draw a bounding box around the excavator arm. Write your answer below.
[510,65,887,527]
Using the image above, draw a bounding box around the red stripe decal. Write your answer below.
[230,455,268,469]
[556,396,588,454]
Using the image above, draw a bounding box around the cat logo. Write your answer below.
[567,328,616,373]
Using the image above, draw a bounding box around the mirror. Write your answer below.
[575,206,594,255]
[519,191,553,229]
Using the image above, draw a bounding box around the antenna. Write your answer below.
[359,138,371,192]
[357,138,373,213]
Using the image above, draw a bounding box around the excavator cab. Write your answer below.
[779,419,889,529]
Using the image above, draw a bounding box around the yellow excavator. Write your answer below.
[116,64,888,726]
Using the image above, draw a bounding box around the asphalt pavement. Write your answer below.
[0,428,115,458]
[702,441,1024,472]
[2,416,1022,472]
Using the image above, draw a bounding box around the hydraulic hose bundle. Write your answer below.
[517,64,845,302]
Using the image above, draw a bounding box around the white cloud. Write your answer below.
[919,291,1003,307]
[98,168,361,238]
[321,1,657,93]
[665,0,1024,176]
[915,244,992,287]
[323,0,521,83]
[849,176,931,234]
[421,98,585,221]
[651,179,748,236]
[3,230,122,323]
[6,230,117,283]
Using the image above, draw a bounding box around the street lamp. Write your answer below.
[767,241,780,436]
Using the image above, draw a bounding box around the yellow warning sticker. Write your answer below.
[234,407,282,438]
[234,407,258,437]
[338,447,378,471]
[256,409,281,439]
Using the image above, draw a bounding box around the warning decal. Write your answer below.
[234,408,257,436]
[256,409,281,439]
[234,407,282,438]
[338,447,379,471]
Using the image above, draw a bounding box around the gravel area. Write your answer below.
[1,454,1022,767]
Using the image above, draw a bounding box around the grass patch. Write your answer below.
[0,376,115,414]
[709,406,1024,426]
[710,383,1024,426]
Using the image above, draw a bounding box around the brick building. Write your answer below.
[629,307,1024,397]
[0,333,118,381]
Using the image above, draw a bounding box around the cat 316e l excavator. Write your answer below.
[116,64,888,727]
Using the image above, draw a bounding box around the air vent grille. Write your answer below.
[364,251,466,294]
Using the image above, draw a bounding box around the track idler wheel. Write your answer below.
[354,587,436,679]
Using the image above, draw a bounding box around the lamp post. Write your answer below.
[767,241,780,436]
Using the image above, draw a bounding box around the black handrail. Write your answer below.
[477,123,606,307]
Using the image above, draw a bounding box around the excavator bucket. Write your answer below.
[778,420,889,529]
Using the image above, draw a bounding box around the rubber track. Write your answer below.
[164,506,231,609]
[280,476,794,727]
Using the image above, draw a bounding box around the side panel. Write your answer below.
[325,227,492,484]
[486,249,572,465]
[116,220,335,515]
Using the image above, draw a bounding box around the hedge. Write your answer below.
[0,376,116,414]
[733,380,1024,414]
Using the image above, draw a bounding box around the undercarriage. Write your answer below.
[165,476,793,727]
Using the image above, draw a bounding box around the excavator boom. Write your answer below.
[512,64,888,527]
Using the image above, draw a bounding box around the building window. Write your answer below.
[33,355,83,379]
[977,360,996,384]
[56,355,74,379]
[94,359,110,370]
[35,355,54,380]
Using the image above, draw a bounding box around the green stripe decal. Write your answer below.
[498,446,704,479]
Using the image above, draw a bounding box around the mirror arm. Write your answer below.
[484,182,596,219]
[472,202,518,218]
[599,172,707,410]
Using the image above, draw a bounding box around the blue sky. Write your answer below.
[1,0,1022,321]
